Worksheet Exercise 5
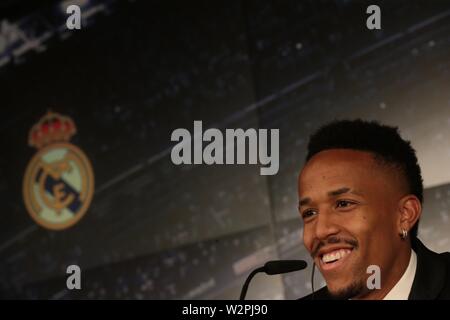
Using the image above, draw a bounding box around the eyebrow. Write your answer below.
[328,187,352,197]
[298,197,312,207]
[298,187,363,207]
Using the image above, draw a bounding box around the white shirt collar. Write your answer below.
[383,249,417,300]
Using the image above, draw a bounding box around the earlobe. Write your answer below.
[400,228,408,240]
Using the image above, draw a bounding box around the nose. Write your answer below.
[314,210,340,241]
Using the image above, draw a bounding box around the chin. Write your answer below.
[327,280,365,300]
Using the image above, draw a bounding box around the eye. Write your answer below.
[336,200,356,209]
[301,209,317,219]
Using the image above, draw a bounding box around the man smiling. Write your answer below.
[298,119,450,300]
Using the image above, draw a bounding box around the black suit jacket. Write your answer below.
[300,238,450,300]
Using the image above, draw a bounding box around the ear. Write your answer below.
[397,195,422,237]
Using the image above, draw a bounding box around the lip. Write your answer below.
[316,246,354,272]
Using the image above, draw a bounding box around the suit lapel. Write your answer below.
[408,238,447,300]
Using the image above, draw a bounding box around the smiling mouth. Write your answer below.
[318,248,354,271]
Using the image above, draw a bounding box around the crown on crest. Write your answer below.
[28,111,77,149]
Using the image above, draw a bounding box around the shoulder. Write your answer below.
[437,251,450,298]
[440,251,450,265]
[410,238,450,299]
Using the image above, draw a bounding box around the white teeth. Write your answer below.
[321,249,352,263]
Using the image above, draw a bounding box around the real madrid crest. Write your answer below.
[23,112,94,230]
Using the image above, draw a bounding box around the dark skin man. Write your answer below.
[298,149,421,299]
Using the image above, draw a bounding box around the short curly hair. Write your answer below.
[306,119,423,239]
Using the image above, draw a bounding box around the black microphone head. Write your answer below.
[263,260,308,275]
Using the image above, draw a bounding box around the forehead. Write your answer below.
[298,149,387,195]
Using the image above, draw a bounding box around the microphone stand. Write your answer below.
[239,260,307,300]
[239,266,264,300]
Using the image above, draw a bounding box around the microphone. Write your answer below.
[239,260,307,300]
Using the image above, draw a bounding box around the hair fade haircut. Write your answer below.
[305,119,423,239]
